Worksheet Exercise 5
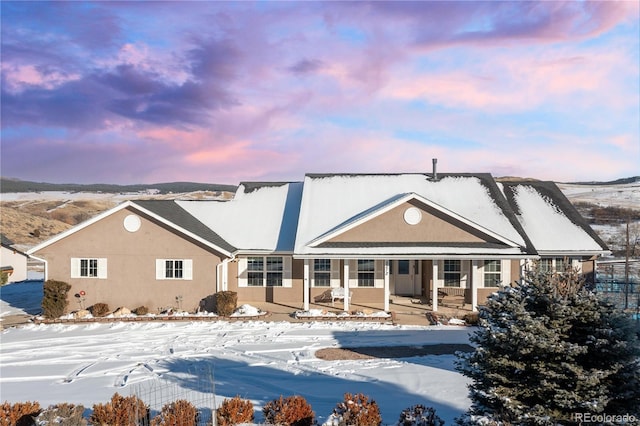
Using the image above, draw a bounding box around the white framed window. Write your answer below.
[311,259,340,287]
[444,260,461,287]
[347,259,384,288]
[313,259,331,287]
[238,256,292,287]
[358,259,375,287]
[156,259,193,280]
[483,260,501,287]
[71,258,107,279]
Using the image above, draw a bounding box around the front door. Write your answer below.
[394,260,420,296]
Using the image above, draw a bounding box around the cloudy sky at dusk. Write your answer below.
[2,1,638,185]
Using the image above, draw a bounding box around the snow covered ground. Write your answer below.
[0,281,473,425]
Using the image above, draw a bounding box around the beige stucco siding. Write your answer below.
[34,207,224,314]
[328,201,498,244]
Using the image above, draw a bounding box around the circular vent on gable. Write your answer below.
[123,214,141,232]
[403,207,422,225]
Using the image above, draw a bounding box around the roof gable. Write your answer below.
[27,201,235,257]
[311,193,520,249]
[295,173,529,255]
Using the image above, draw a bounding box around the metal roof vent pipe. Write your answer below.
[432,158,438,180]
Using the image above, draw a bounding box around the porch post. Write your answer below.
[471,260,479,312]
[303,259,310,311]
[432,261,439,312]
[343,261,350,312]
[384,259,390,312]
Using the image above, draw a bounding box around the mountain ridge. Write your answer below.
[2,176,638,194]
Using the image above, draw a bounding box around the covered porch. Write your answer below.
[299,257,524,312]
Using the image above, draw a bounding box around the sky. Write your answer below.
[1,1,639,185]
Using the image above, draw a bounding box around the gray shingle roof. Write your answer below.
[133,200,236,254]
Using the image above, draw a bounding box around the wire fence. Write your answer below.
[129,368,217,426]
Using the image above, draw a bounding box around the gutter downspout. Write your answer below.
[216,255,235,293]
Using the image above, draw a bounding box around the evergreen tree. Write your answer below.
[456,268,640,425]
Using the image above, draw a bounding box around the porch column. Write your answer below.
[471,260,479,312]
[384,259,390,312]
[303,259,310,311]
[432,261,439,312]
[343,261,350,312]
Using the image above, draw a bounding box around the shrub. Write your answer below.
[36,403,87,426]
[133,306,149,316]
[397,404,444,426]
[328,393,381,426]
[151,399,198,426]
[262,395,314,426]
[90,303,110,317]
[215,291,237,316]
[90,393,149,426]
[42,280,71,319]
[216,396,254,426]
[0,401,41,426]
[463,312,479,325]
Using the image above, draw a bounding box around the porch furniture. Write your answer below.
[331,287,353,306]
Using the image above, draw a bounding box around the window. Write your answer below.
[156,259,192,280]
[483,260,501,287]
[241,256,290,287]
[398,260,410,275]
[357,259,375,287]
[165,260,183,279]
[81,259,98,277]
[266,257,283,287]
[444,260,461,287]
[314,259,331,287]
[247,257,264,286]
[539,258,553,273]
[71,258,107,279]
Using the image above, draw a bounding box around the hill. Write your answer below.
[0,177,238,194]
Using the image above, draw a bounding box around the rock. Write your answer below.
[113,307,131,317]
[74,309,91,319]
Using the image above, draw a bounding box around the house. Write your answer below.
[27,170,609,314]
[1,234,29,283]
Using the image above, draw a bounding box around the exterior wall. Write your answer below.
[328,201,496,244]
[226,258,304,305]
[0,246,28,283]
[228,258,385,306]
[34,207,224,314]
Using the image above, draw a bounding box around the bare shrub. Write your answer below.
[133,306,149,316]
[216,396,254,426]
[90,303,110,317]
[150,399,198,426]
[0,401,41,426]
[215,291,237,316]
[90,392,149,426]
[262,395,314,426]
[36,403,87,425]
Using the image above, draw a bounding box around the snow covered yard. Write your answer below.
[0,281,473,425]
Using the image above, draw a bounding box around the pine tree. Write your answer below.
[456,268,640,425]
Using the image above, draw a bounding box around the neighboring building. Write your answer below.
[27,171,609,314]
[1,234,29,283]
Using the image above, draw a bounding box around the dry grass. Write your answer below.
[0,199,116,247]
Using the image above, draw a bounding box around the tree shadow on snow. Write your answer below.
[156,344,469,425]
[0,280,43,315]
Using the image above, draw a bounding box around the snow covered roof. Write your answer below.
[294,173,532,257]
[501,181,609,255]
[177,182,303,252]
[29,173,608,260]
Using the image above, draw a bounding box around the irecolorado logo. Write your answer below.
[572,413,637,424]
